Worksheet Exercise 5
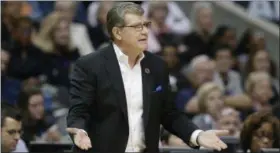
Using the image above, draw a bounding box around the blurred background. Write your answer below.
[1,1,279,153]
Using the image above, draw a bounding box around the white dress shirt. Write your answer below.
[113,44,202,152]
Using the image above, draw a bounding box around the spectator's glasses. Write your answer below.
[121,21,152,31]
[6,129,23,136]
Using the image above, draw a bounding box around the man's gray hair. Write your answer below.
[106,2,144,40]
[190,2,213,32]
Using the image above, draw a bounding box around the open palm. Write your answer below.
[197,130,229,151]
[67,128,92,150]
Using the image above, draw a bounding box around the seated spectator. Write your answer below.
[1,103,28,153]
[87,1,114,49]
[159,44,186,92]
[240,111,280,153]
[212,44,243,96]
[54,1,94,55]
[192,82,225,130]
[1,1,23,46]
[146,2,182,53]
[209,25,237,53]
[17,87,61,146]
[6,16,46,81]
[244,72,274,114]
[32,12,80,88]
[215,107,242,138]
[1,46,22,105]
[176,55,215,113]
[245,49,279,105]
[181,2,214,64]
[142,1,191,35]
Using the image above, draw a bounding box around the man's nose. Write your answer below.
[141,26,149,34]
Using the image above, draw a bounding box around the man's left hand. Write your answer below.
[197,130,229,151]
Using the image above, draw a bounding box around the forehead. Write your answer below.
[123,13,147,25]
[2,117,22,130]
[257,122,273,132]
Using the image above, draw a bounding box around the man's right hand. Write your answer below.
[66,128,92,150]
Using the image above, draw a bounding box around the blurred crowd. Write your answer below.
[1,1,279,153]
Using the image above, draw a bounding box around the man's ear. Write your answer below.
[112,27,122,40]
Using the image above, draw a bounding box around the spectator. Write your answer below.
[244,72,274,115]
[245,49,279,97]
[176,55,215,113]
[1,1,23,45]
[32,12,80,88]
[215,107,242,138]
[1,103,28,153]
[146,1,182,53]
[235,29,267,72]
[212,44,243,96]
[6,16,45,81]
[209,25,237,53]
[240,111,280,153]
[142,1,191,35]
[17,87,61,146]
[54,1,94,55]
[192,82,225,130]
[87,1,114,49]
[182,2,214,64]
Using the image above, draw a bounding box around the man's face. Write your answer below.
[1,117,22,152]
[194,61,214,86]
[28,94,45,120]
[117,13,149,53]
[197,8,213,33]
[216,111,241,137]
[215,50,233,73]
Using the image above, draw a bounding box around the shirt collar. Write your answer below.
[113,43,145,65]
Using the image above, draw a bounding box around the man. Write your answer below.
[67,2,228,153]
[1,103,27,152]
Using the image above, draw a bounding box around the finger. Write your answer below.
[66,128,77,134]
[212,130,229,136]
[219,141,227,149]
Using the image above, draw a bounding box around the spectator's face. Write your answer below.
[3,1,22,19]
[252,78,273,104]
[98,2,114,25]
[253,51,270,73]
[163,46,178,69]
[215,50,233,73]
[53,20,70,47]
[1,117,22,152]
[194,62,214,86]
[55,2,76,21]
[1,50,10,74]
[205,89,224,118]
[28,94,44,120]
[253,35,266,51]
[216,110,241,137]
[197,8,213,33]
[117,13,149,52]
[221,29,237,49]
[150,4,168,24]
[251,122,274,153]
[15,20,33,46]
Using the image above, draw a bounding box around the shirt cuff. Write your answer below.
[190,130,203,146]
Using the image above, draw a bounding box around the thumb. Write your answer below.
[66,128,78,134]
[211,130,229,136]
